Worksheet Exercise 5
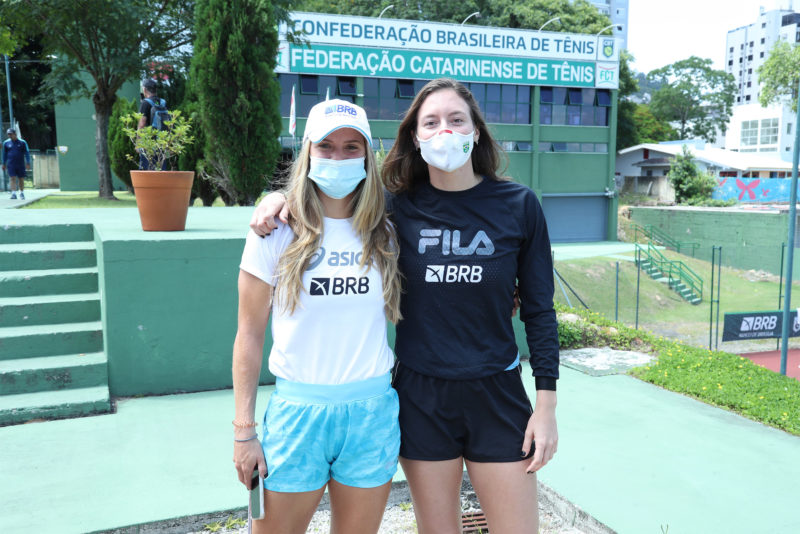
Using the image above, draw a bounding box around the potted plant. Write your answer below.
[122,111,195,231]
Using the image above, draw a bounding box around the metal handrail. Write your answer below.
[636,242,703,302]
[633,223,700,257]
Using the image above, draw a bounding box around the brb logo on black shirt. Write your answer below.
[310,277,370,295]
[418,228,493,284]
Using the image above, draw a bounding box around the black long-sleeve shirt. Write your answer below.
[389,178,559,389]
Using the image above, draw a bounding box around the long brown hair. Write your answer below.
[382,78,508,193]
[274,138,403,324]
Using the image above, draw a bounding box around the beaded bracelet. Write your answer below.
[234,435,259,443]
[232,419,258,429]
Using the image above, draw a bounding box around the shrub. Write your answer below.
[668,145,716,204]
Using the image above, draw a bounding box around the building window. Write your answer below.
[300,75,319,95]
[396,79,415,99]
[538,87,610,127]
[760,118,779,144]
[729,46,734,52]
[741,120,758,146]
[469,83,530,124]
[278,74,351,117]
[762,22,766,28]
[728,59,733,66]
[745,95,751,101]
[749,41,754,46]
[761,38,765,44]
[788,123,793,135]
[363,78,422,120]
[747,81,752,87]
[760,52,765,58]
[538,142,607,153]
[337,77,356,96]
[748,55,753,61]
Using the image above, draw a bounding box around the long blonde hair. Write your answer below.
[274,139,402,323]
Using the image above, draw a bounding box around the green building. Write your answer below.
[55,12,622,242]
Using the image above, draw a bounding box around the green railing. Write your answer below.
[635,242,703,303]
[633,223,700,257]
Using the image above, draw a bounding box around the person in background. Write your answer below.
[137,79,167,170]
[2,127,31,200]
[233,99,403,534]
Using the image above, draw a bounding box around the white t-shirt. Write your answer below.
[239,218,394,385]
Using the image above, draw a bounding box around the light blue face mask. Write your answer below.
[308,156,367,199]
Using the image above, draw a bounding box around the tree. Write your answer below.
[297,0,612,32]
[0,0,193,199]
[758,40,800,111]
[0,38,57,149]
[191,0,282,206]
[616,51,640,150]
[647,57,735,143]
[668,145,715,204]
[633,104,676,144]
[108,97,138,193]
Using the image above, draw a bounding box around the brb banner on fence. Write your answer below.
[722,310,800,341]
[277,12,621,89]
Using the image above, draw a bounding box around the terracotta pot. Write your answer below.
[130,170,195,231]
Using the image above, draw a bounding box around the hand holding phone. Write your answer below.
[249,468,265,521]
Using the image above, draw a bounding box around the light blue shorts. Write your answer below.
[261,373,400,492]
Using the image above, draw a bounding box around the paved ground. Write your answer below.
[2,354,800,534]
[0,187,58,209]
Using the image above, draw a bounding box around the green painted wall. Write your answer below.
[630,207,797,277]
[55,81,138,191]
[99,236,274,396]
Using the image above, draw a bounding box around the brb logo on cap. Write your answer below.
[325,104,357,116]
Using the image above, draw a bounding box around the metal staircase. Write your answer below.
[635,242,703,305]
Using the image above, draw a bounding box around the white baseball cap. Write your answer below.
[304,99,372,146]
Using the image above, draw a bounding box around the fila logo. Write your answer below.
[310,277,370,295]
[740,316,777,332]
[425,265,483,283]
[418,229,494,255]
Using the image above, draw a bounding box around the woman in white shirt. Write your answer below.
[232,99,402,534]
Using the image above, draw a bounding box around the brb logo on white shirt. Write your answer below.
[310,277,370,295]
[418,228,493,284]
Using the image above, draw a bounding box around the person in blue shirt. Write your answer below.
[2,128,31,200]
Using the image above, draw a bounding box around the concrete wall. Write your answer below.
[55,81,138,191]
[629,206,799,277]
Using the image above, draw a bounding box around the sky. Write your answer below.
[627,0,793,74]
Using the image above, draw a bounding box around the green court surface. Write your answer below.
[2,367,800,533]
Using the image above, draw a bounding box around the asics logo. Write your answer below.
[418,229,494,256]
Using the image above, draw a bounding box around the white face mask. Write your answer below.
[416,129,475,173]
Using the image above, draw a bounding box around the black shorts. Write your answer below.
[392,362,534,462]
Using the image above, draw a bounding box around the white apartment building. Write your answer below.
[724,4,800,161]
[588,0,629,48]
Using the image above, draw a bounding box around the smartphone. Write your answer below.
[249,469,265,521]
